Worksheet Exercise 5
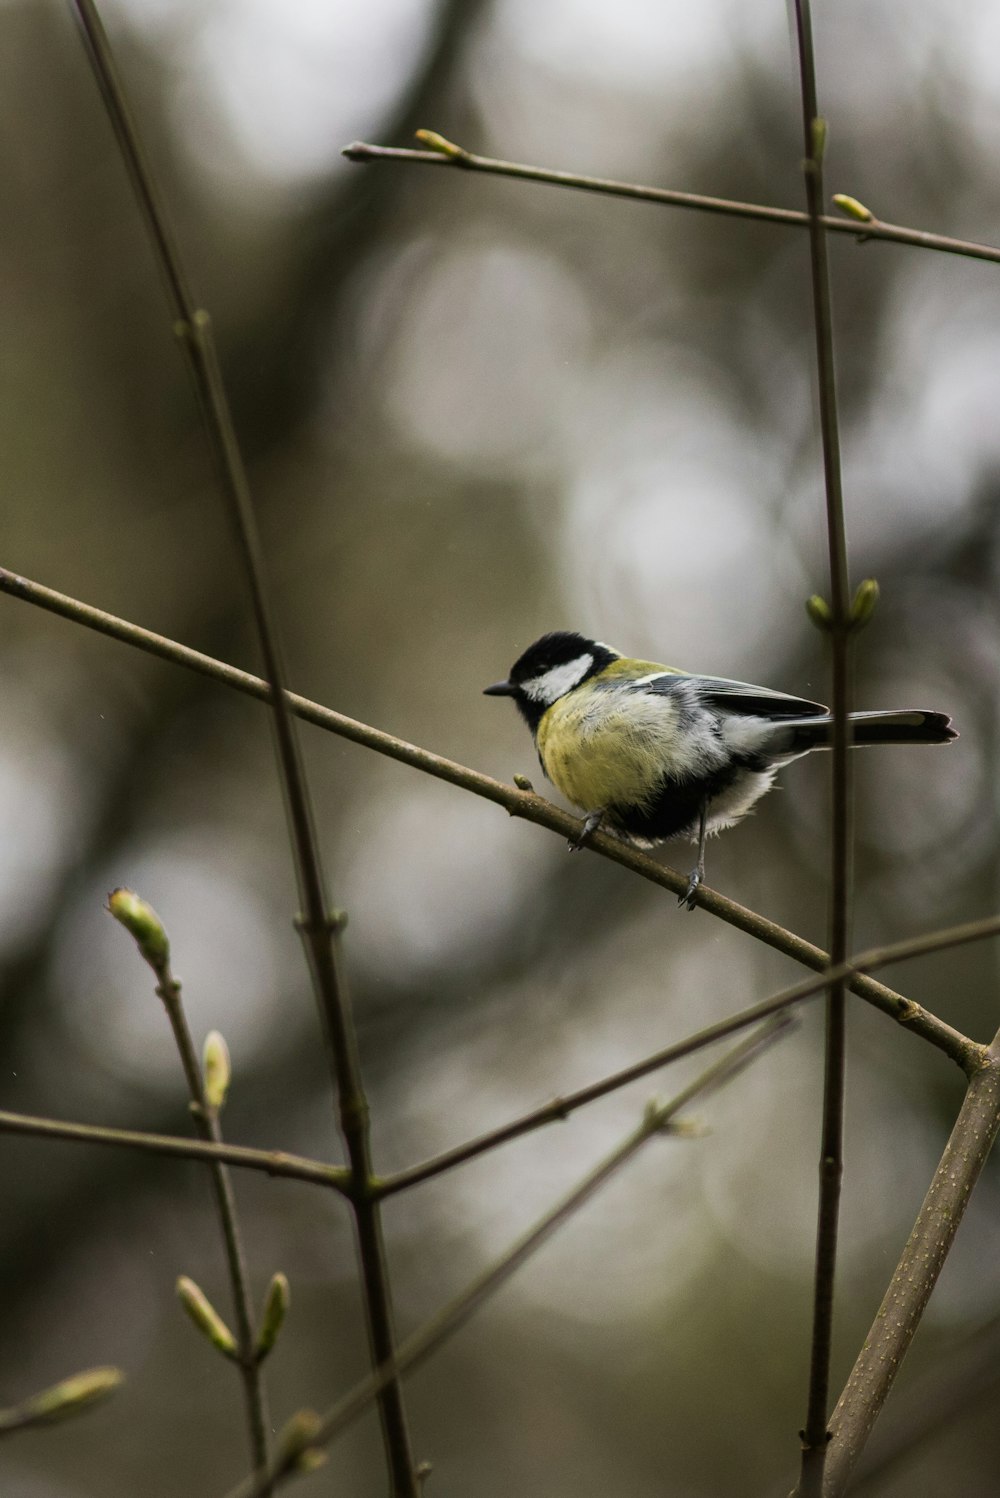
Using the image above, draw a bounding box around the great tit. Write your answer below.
[484,631,957,908]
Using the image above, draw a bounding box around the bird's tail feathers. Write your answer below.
[783,709,957,752]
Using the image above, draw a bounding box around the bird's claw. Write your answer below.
[568,809,605,852]
[679,866,703,911]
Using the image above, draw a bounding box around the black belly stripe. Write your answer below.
[606,762,746,842]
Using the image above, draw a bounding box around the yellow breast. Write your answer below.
[536,683,682,813]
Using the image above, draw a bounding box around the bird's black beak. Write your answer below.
[483,680,516,697]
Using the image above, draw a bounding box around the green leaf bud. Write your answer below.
[414,129,466,159]
[832,193,873,223]
[0,1367,124,1432]
[107,888,169,973]
[202,1031,231,1112]
[255,1272,290,1360]
[176,1276,237,1360]
[849,577,880,630]
[805,595,834,631]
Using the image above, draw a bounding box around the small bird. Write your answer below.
[484,631,957,909]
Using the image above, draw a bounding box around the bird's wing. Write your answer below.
[638,671,828,720]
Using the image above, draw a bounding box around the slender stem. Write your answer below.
[793,5,853,1490]
[68,5,417,1486]
[222,1019,793,1498]
[377,914,996,1196]
[0,1109,349,1188]
[342,142,1000,269]
[822,1032,1000,1495]
[0,564,976,1069]
[154,964,269,1483]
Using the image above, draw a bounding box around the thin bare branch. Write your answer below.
[792,4,854,1491]
[0,914,990,1200]
[342,140,1000,268]
[0,564,978,1070]
[221,1018,793,1498]
[69,3,418,1484]
[822,1033,1000,1495]
[378,915,995,1195]
[0,1109,349,1189]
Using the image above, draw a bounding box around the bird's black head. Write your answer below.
[483,632,618,730]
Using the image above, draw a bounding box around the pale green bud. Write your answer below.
[805,595,833,631]
[832,193,873,223]
[202,1031,231,1112]
[0,1367,123,1431]
[107,888,169,972]
[414,129,466,159]
[255,1272,290,1360]
[176,1276,237,1360]
[850,577,880,630]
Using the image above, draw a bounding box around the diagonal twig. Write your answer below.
[376,914,996,1195]
[342,140,1000,268]
[822,1026,1000,1495]
[0,1110,350,1188]
[0,562,979,1071]
[0,910,993,1198]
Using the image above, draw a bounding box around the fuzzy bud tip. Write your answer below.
[107,888,170,972]
[176,1275,238,1360]
[414,129,466,159]
[3,1367,124,1430]
[202,1031,231,1112]
[805,594,834,631]
[850,577,880,629]
[255,1272,291,1359]
[832,193,874,223]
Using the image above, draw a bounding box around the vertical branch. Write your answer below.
[69,5,418,1491]
[792,4,854,1493]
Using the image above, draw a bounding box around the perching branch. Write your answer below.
[342,139,1000,269]
[0,563,980,1072]
[221,1018,794,1498]
[69,3,418,1486]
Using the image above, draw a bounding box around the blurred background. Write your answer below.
[2,0,1000,1493]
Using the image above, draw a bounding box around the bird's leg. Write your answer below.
[679,800,709,910]
[568,808,605,851]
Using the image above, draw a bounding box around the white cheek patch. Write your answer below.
[522,653,594,704]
